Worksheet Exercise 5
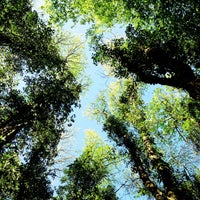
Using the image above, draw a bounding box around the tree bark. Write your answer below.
[186,78,200,100]
[123,136,166,200]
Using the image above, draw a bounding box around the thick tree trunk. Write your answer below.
[186,78,200,100]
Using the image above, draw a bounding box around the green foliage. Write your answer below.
[2,1,199,199]
[0,0,84,198]
[146,87,200,151]
[15,145,54,200]
[88,79,200,199]
[55,130,118,200]
[44,0,130,27]
[45,0,200,99]
[0,152,20,198]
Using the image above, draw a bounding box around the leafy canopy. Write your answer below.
[46,0,200,99]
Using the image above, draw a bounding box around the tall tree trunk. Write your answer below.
[123,136,166,200]
[103,117,165,199]
[141,133,179,199]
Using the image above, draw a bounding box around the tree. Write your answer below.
[0,0,83,198]
[45,0,200,100]
[55,130,119,200]
[88,78,200,199]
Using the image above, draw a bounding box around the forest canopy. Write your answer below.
[46,0,200,100]
[1,0,200,200]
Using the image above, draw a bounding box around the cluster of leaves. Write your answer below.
[146,87,200,151]
[43,0,129,27]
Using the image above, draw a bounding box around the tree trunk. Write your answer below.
[123,136,166,200]
[141,133,180,199]
[186,78,200,100]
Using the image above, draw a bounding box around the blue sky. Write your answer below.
[52,24,156,199]
[32,1,156,199]
[30,2,200,200]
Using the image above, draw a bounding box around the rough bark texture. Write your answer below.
[123,136,165,200]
